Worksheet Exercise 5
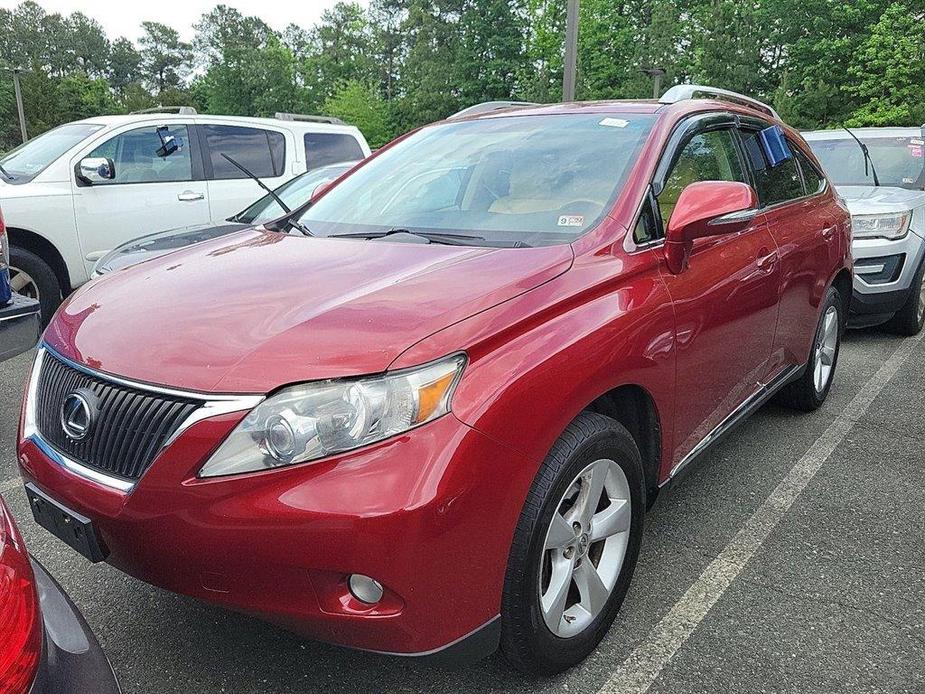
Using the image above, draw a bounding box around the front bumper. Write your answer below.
[850,230,925,322]
[28,558,120,694]
[18,410,530,659]
[0,293,41,361]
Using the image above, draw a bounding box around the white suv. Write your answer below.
[0,108,370,322]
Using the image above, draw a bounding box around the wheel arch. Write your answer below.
[6,227,72,295]
[583,384,663,508]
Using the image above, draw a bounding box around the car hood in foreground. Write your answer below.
[46,229,573,393]
[836,185,925,216]
[95,221,252,274]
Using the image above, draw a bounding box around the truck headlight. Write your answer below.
[198,354,466,477]
[851,212,911,240]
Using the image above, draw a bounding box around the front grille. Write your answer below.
[36,351,201,482]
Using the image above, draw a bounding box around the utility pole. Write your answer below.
[562,0,579,102]
[642,68,666,100]
[12,69,28,143]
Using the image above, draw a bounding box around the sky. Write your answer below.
[0,0,364,42]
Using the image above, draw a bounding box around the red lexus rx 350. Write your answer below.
[18,87,852,674]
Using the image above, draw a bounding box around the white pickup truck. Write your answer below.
[0,108,370,323]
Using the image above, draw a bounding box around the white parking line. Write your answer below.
[598,331,924,694]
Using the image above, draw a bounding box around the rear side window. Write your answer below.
[304,133,364,170]
[202,125,285,179]
[793,147,826,195]
[742,130,803,206]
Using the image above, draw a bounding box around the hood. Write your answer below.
[95,220,250,274]
[46,229,573,393]
[836,185,925,215]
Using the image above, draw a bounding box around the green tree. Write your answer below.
[846,2,925,126]
[323,80,395,147]
[108,37,142,97]
[138,21,191,95]
[66,12,110,77]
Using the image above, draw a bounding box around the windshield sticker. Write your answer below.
[558,215,584,227]
[599,118,629,128]
[909,145,923,158]
[911,138,924,146]
[903,177,916,184]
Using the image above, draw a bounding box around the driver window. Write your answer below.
[658,129,746,226]
[88,125,193,185]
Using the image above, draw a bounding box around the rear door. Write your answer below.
[739,122,836,376]
[642,115,781,469]
[198,123,290,221]
[71,122,210,275]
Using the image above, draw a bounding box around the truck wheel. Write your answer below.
[774,285,843,412]
[500,412,644,675]
[883,257,925,337]
[9,245,61,327]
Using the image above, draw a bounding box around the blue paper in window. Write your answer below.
[758,125,792,167]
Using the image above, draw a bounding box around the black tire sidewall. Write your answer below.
[810,286,843,404]
[502,413,645,674]
[9,245,61,326]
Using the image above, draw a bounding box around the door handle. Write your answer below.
[177,191,204,202]
[822,226,836,240]
[757,249,779,273]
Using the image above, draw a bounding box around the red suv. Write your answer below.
[18,86,851,675]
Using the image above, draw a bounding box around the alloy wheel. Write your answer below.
[538,458,631,638]
[8,266,40,302]
[813,305,839,393]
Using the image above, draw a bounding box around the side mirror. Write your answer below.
[77,157,116,185]
[664,181,759,274]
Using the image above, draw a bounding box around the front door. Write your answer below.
[71,123,210,276]
[653,125,781,468]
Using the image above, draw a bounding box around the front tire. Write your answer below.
[9,245,62,327]
[774,285,843,412]
[500,412,645,675]
[883,256,925,337]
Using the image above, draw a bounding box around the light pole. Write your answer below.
[641,68,666,100]
[9,68,28,143]
[562,0,579,102]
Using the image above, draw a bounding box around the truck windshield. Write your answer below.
[807,135,925,190]
[0,123,104,183]
[299,114,655,247]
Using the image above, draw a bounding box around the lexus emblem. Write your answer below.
[60,390,96,441]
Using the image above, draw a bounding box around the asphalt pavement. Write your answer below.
[1,329,923,694]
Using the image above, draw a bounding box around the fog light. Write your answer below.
[348,574,384,604]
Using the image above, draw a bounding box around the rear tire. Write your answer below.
[500,412,645,675]
[9,245,61,327]
[883,256,925,337]
[774,285,843,412]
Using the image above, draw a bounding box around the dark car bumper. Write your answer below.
[0,293,41,361]
[28,558,120,694]
[849,286,910,328]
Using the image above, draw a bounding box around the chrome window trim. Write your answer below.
[26,345,264,493]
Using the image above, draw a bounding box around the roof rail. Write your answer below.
[448,101,541,120]
[130,105,198,115]
[659,85,780,120]
[275,112,345,125]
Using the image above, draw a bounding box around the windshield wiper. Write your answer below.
[330,228,503,246]
[0,162,14,180]
[842,126,881,186]
[220,153,293,215]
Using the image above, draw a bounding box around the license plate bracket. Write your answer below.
[25,483,108,563]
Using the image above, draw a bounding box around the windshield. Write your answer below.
[299,114,655,247]
[233,162,354,224]
[0,123,104,183]
[807,135,925,190]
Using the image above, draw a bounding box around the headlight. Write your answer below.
[199,354,466,477]
[851,212,911,240]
